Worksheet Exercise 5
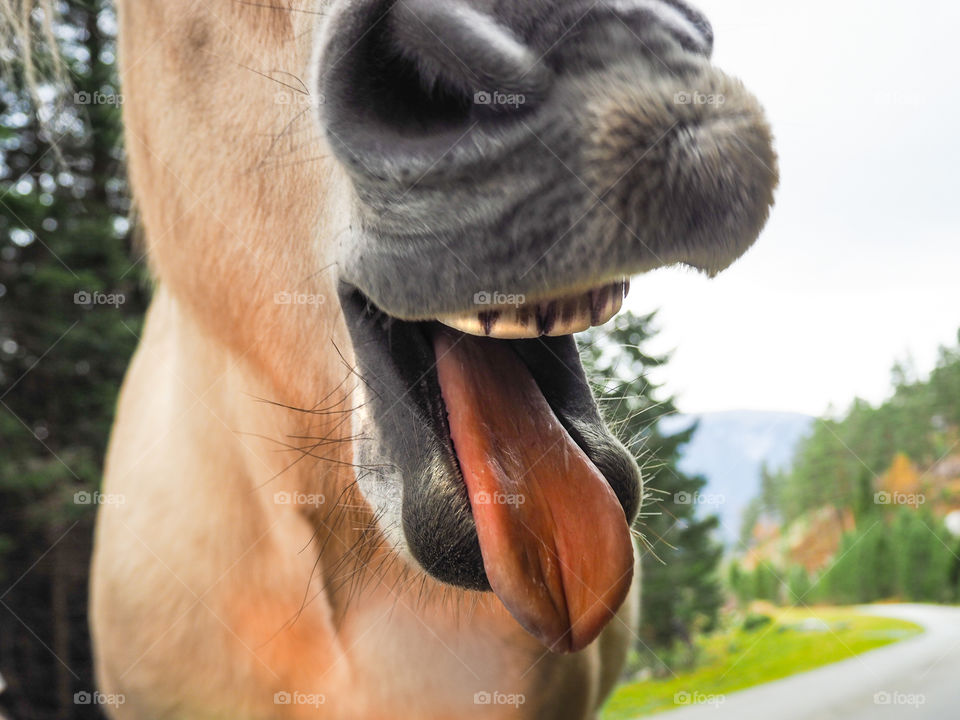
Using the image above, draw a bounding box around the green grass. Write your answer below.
[602,606,923,719]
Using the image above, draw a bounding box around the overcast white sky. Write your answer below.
[626,0,960,416]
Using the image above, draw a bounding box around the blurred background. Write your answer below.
[1,0,958,719]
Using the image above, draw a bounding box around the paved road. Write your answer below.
[654,604,960,720]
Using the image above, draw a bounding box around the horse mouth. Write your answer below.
[339,283,642,652]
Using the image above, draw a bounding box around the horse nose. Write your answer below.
[317,0,713,163]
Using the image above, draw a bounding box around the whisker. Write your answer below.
[233,0,330,16]
[237,62,312,94]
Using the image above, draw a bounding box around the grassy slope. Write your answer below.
[602,606,923,719]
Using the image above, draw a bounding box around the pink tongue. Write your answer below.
[433,330,634,653]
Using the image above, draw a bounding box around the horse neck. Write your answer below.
[140,285,393,609]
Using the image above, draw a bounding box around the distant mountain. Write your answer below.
[659,411,814,545]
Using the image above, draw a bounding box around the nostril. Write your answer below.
[652,0,714,55]
[540,0,713,64]
[389,0,552,106]
[319,0,551,157]
[322,5,471,141]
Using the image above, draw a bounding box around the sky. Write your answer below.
[625,0,960,417]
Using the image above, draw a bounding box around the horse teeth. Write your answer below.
[436,280,628,339]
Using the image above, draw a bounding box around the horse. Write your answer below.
[85,0,776,717]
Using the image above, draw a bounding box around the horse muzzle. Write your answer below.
[316,0,777,320]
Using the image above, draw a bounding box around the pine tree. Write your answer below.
[0,2,147,716]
